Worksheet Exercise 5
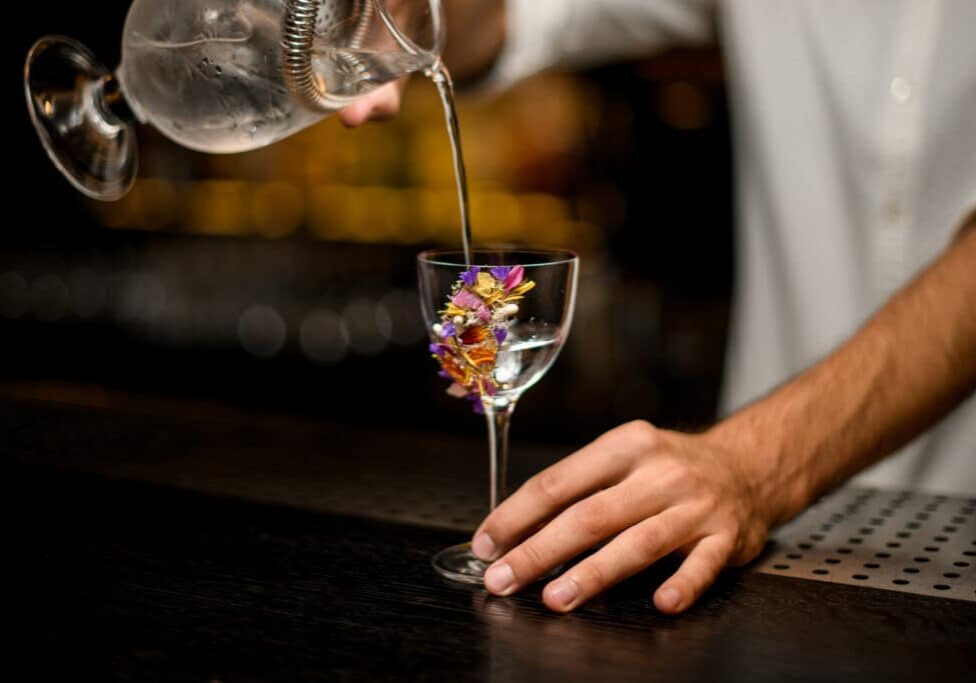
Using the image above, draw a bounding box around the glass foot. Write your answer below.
[432,543,489,584]
[432,542,563,585]
[25,36,137,200]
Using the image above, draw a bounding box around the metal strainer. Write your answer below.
[282,0,374,111]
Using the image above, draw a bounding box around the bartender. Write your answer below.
[345,0,976,615]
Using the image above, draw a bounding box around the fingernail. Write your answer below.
[546,577,580,610]
[484,562,515,595]
[471,532,498,561]
[657,586,682,611]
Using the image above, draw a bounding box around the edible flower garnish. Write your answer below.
[430,264,536,410]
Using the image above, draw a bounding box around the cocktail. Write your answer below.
[417,248,579,583]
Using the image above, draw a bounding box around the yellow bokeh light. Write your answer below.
[187,181,249,235]
[251,181,305,238]
[132,179,178,231]
[88,71,606,254]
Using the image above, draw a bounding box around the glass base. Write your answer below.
[432,542,562,585]
[432,543,489,584]
[24,36,137,200]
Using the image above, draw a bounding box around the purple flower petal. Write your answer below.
[460,267,481,287]
[503,265,525,291]
[429,342,445,356]
[440,322,456,338]
[494,328,508,344]
[470,398,485,414]
[490,266,511,282]
[437,370,451,379]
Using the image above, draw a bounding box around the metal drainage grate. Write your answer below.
[755,487,976,602]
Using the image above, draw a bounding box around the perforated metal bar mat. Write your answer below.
[755,487,976,602]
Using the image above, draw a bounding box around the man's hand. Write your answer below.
[472,219,976,616]
[339,80,409,127]
[472,420,774,614]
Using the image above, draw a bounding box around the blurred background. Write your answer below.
[7,1,732,449]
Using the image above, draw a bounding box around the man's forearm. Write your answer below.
[442,1,507,83]
[708,218,976,525]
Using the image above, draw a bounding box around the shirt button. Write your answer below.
[885,198,903,222]
[890,77,912,103]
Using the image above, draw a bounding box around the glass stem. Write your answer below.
[484,399,516,512]
[100,73,137,124]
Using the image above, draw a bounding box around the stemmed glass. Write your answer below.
[417,248,579,583]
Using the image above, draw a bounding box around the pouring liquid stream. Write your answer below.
[427,61,473,267]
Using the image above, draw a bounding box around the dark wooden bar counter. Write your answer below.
[4,390,976,681]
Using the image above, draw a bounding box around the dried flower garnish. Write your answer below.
[430,265,536,410]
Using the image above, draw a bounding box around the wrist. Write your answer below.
[702,406,815,530]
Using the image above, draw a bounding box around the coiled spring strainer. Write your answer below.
[282,0,374,111]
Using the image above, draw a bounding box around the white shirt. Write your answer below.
[489,0,976,494]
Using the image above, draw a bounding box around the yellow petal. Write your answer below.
[442,304,466,319]
[511,281,536,296]
[474,272,496,297]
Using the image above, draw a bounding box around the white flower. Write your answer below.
[496,303,519,319]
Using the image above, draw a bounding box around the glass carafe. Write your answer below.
[24,0,444,200]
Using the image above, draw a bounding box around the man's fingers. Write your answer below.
[338,80,406,127]
[537,507,695,612]
[472,430,644,562]
[653,534,733,614]
[483,481,673,596]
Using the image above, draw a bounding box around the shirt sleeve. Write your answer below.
[480,0,717,91]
